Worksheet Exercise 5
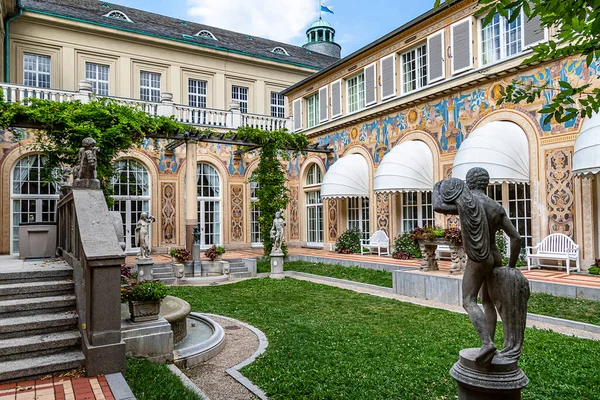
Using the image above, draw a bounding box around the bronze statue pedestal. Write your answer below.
[450,348,528,400]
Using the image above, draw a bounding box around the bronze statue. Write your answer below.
[433,167,529,366]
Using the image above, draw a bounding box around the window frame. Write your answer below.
[400,43,428,95]
[346,72,366,114]
[270,91,285,118]
[305,92,320,129]
[23,53,51,89]
[487,183,532,248]
[347,197,370,241]
[188,78,207,108]
[399,191,434,233]
[304,164,324,247]
[250,180,262,246]
[85,62,110,96]
[231,85,249,114]
[140,71,161,102]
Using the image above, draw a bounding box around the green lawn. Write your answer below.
[258,259,600,326]
[169,279,600,399]
[125,358,200,400]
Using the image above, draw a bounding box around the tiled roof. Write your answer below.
[20,0,339,70]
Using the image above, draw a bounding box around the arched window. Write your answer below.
[11,155,60,254]
[111,159,150,253]
[197,163,221,247]
[195,30,218,40]
[250,178,261,245]
[305,164,323,246]
[103,10,133,22]
[271,47,290,56]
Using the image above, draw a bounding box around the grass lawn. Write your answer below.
[169,279,600,399]
[125,358,200,400]
[258,259,600,326]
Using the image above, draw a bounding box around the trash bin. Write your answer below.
[18,222,57,259]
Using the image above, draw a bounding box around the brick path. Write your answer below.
[127,247,600,289]
[0,376,114,400]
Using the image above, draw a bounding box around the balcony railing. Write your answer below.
[0,80,291,131]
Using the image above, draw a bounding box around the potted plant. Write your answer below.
[121,280,168,322]
[204,245,226,261]
[170,248,190,263]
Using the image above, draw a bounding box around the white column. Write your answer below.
[185,141,198,251]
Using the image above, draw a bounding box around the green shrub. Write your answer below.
[335,228,362,254]
[392,232,421,259]
[121,280,168,303]
[590,259,600,275]
[169,248,190,261]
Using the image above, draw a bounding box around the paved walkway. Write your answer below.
[0,375,115,400]
[127,247,600,289]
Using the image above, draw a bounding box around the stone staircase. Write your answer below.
[152,265,176,285]
[227,258,252,278]
[0,264,84,383]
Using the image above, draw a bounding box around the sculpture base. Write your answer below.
[73,178,101,190]
[136,258,155,282]
[270,256,284,279]
[192,244,201,262]
[450,348,528,400]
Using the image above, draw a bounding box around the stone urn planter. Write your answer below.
[128,300,161,322]
[416,238,466,274]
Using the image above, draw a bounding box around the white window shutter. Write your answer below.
[380,54,396,100]
[523,13,546,48]
[364,62,377,106]
[319,86,328,123]
[331,79,342,118]
[451,17,473,74]
[292,98,302,132]
[427,31,445,83]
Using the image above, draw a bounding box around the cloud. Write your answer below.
[187,0,318,44]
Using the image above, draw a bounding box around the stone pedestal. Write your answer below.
[270,256,284,279]
[136,258,154,282]
[450,348,529,400]
[192,244,201,261]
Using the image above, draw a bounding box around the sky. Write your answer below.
[106,0,435,57]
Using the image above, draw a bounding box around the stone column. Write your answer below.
[185,141,198,252]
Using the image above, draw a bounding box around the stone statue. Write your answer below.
[270,210,285,256]
[135,212,156,259]
[433,167,529,366]
[192,226,202,245]
[74,137,99,180]
[61,166,72,185]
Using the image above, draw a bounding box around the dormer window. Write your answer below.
[103,10,133,22]
[195,30,217,40]
[272,47,290,56]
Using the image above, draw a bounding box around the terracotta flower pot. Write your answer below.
[128,299,161,322]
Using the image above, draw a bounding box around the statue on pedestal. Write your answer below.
[73,137,100,189]
[192,226,202,245]
[270,211,285,256]
[135,212,156,259]
[434,167,530,399]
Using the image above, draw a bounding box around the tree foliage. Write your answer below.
[435,0,600,122]
[240,126,309,255]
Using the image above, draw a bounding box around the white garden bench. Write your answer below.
[360,230,390,256]
[526,233,580,274]
[436,245,451,260]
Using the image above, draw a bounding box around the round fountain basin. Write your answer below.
[160,296,191,344]
[173,313,225,369]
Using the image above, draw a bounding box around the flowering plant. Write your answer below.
[204,245,226,261]
[170,248,190,261]
[121,280,168,303]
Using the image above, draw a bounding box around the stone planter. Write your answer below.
[416,238,466,274]
[128,299,161,322]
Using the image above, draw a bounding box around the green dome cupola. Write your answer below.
[303,18,341,58]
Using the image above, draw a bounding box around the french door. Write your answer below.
[112,199,149,253]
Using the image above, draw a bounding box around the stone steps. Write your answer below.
[0,280,74,300]
[0,264,84,383]
[0,331,81,362]
[0,350,85,383]
[0,295,76,317]
[0,312,78,339]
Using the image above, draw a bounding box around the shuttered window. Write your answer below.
[427,31,445,83]
[306,92,319,129]
[319,86,329,123]
[364,62,377,106]
[401,44,427,94]
[380,54,396,100]
[347,73,365,113]
[331,79,342,118]
[451,18,473,74]
[292,98,302,132]
[523,13,546,47]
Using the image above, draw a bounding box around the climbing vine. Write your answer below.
[237,126,309,255]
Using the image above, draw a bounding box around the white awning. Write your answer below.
[321,154,369,198]
[452,121,530,184]
[573,112,600,176]
[374,140,434,192]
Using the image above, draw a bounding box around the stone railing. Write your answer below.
[0,80,291,131]
[56,182,126,376]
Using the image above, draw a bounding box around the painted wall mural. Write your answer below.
[327,198,338,241]
[230,185,244,242]
[289,186,299,240]
[161,182,176,244]
[376,192,390,234]
[546,148,574,238]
